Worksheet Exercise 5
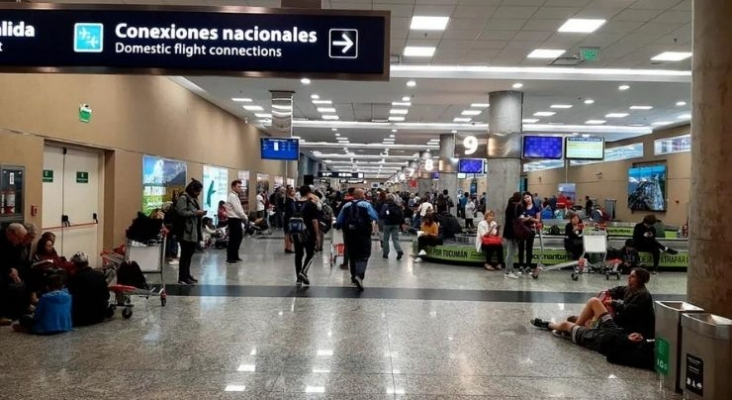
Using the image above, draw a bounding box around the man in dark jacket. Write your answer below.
[0,223,31,324]
[632,214,677,274]
[381,194,404,260]
[67,253,111,326]
[438,211,462,241]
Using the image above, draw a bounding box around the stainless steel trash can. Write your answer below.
[654,301,705,392]
[680,313,732,399]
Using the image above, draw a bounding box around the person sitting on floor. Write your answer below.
[415,214,442,263]
[33,234,75,277]
[67,252,112,327]
[617,239,641,275]
[529,292,655,370]
[13,274,72,335]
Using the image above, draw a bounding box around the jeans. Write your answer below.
[294,237,315,278]
[382,224,403,256]
[636,240,663,270]
[227,218,243,262]
[504,239,519,274]
[412,215,422,231]
[166,234,178,259]
[344,234,371,280]
[517,233,536,270]
[178,241,197,281]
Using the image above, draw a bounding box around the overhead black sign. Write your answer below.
[0,4,389,80]
[339,179,365,184]
[319,172,364,179]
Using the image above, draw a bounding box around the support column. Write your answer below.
[486,91,523,221]
[688,0,732,318]
[436,133,458,215]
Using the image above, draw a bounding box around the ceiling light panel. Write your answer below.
[534,111,556,117]
[512,83,524,89]
[243,105,264,111]
[403,46,436,57]
[402,96,410,102]
[584,99,595,104]
[390,109,409,115]
[232,98,252,102]
[651,52,692,62]
[391,102,412,107]
[630,106,653,110]
[406,80,416,87]
[453,117,471,122]
[317,107,337,113]
[558,18,607,33]
[301,78,311,84]
[410,16,450,31]
[550,104,573,109]
[522,118,540,123]
[619,85,630,91]
[470,103,490,108]
[322,115,339,120]
[585,120,606,124]
[676,101,687,106]
[461,110,481,116]
[527,49,566,59]
[605,113,629,118]
[389,116,405,122]
[312,100,332,105]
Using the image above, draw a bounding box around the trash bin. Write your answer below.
[680,313,732,399]
[654,301,705,392]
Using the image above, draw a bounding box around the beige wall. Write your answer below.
[525,125,691,226]
[0,73,288,247]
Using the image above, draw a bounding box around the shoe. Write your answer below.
[484,264,496,271]
[298,273,310,285]
[383,255,389,259]
[530,318,550,330]
[414,257,422,263]
[168,259,179,265]
[496,265,504,270]
[177,280,189,285]
[226,259,238,264]
[665,247,678,255]
[285,249,295,254]
[516,271,523,276]
[351,276,357,284]
[418,250,427,256]
[296,280,302,287]
[504,272,519,279]
[652,270,658,275]
[0,318,12,326]
[552,330,571,340]
[187,276,199,283]
[354,276,364,291]
[235,258,244,262]
[185,279,197,285]
[340,264,349,270]
[567,315,578,323]
[397,252,404,261]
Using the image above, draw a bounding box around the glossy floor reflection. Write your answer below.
[0,238,686,399]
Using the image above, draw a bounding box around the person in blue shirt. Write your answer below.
[515,191,542,273]
[13,274,72,335]
[336,188,379,291]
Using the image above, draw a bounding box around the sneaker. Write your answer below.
[187,276,199,283]
[296,280,302,287]
[496,264,504,271]
[168,259,179,265]
[504,272,519,279]
[383,255,389,259]
[185,279,197,285]
[177,280,189,285]
[484,264,496,271]
[298,273,310,285]
[285,249,295,254]
[414,257,423,263]
[354,276,364,291]
[530,318,550,330]
[652,270,658,275]
[0,318,12,326]
[351,276,357,284]
[418,250,427,256]
[552,330,571,340]
[665,247,678,255]
[397,252,404,261]
[516,271,523,276]
[226,259,239,264]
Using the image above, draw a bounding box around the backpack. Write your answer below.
[548,225,561,235]
[382,203,403,225]
[319,203,334,234]
[288,201,310,245]
[345,200,371,234]
[117,261,149,290]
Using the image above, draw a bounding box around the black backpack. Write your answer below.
[549,225,561,236]
[382,203,403,225]
[345,200,371,234]
[288,201,310,244]
[319,203,334,234]
[117,261,149,290]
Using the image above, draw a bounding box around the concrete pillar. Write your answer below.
[486,91,523,221]
[688,0,732,318]
[437,133,458,215]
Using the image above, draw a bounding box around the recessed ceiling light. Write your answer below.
[331,128,338,131]
[629,106,653,110]
[403,46,436,57]
[676,101,687,106]
[605,113,629,118]
[391,129,397,133]
[301,78,311,84]
[406,80,417,87]
[523,118,540,123]
[310,94,319,100]
[334,133,340,136]
[461,110,482,116]
[534,111,556,117]
[322,115,339,120]
[550,104,573,109]
[558,18,607,33]
[512,82,524,89]
[389,134,395,138]
[584,99,595,104]
[677,113,692,120]
[585,120,606,124]
[410,16,450,31]
[651,52,692,62]
[312,100,332,105]
[389,116,405,122]
[652,121,672,126]
[470,103,490,108]
[581,134,591,138]
[317,107,336,113]
[618,85,630,91]
[254,113,272,118]
[402,96,411,102]
[243,105,264,111]
[454,117,472,122]
[232,97,252,102]
[451,130,457,134]
[391,102,412,107]
[527,49,566,59]
[390,109,409,115]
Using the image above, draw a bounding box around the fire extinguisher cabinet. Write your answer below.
[0,165,25,227]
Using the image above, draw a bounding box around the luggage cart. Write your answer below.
[330,228,345,268]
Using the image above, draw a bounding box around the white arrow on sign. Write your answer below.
[333,33,354,54]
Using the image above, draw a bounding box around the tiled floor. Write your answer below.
[0,236,686,399]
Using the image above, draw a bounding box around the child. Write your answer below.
[476,210,504,271]
[13,274,72,334]
[618,239,641,275]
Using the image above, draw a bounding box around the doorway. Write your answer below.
[42,145,104,264]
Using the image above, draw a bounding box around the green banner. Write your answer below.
[418,243,688,268]
[541,224,678,239]
[655,336,670,376]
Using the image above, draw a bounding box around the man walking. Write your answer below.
[225,180,248,264]
[336,188,379,291]
[381,194,404,260]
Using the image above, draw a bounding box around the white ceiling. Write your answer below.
[31,0,693,178]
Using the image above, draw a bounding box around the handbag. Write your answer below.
[512,219,533,241]
[482,235,502,246]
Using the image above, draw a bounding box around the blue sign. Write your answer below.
[261,138,299,161]
[522,136,563,160]
[0,4,389,80]
[458,159,484,174]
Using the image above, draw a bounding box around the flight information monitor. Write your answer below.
[565,137,605,160]
[458,159,484,174]
[260,138,299,160]
[522,136,563,160]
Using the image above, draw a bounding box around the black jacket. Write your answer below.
[608,285,655,339]
[68,267,110,326]
[565,222,583,242]
[599,334,655,370]
[381,201,404,226]
[439,212,462,240]
[633,223,658,246]
[502,201,519,239]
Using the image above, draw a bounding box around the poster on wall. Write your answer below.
[256,173,271,195]
[274,175,284,188]
[238,171,250,212]
[286,178,295,187]
[628,164,667,212]
[142,155,187,215]
[202,165,229,216]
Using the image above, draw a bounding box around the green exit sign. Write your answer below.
[76,171,89,184]
[580,47,600,61]
[43,169,54,183]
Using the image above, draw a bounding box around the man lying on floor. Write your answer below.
[530,295,655,370]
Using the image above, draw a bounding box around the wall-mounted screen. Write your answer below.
[458,159,484,174]
[522,136,563,160]
[628,164,667,212]
[565,137,605,160]
[261,138,299,161]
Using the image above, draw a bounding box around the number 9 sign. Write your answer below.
[463,135,478,155]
